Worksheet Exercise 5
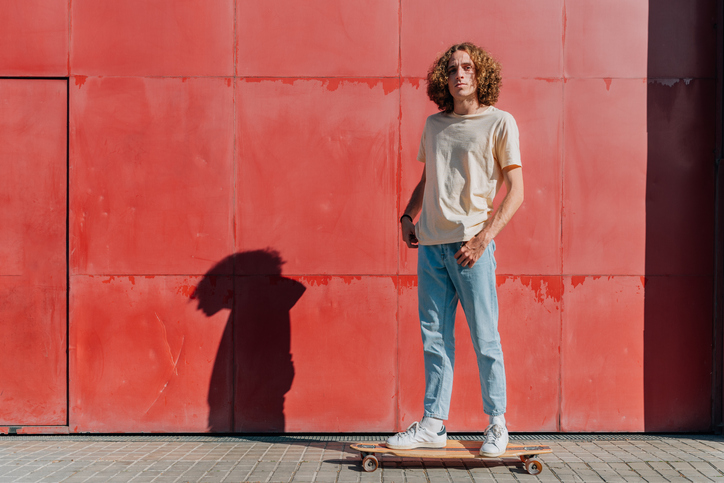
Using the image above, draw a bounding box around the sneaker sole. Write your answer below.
[479,449,506,457]
[386,440,447,450]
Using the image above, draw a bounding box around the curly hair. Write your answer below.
[426,42,502,113]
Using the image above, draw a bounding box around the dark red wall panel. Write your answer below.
[564,0,648,78]
[70,77,234,275]
[71,0,234,76]
[646,79,716,276]
[561,276,645,432]
[0,0,68,76]
[236,78,399,275]
[563,79,647,275]
[648,0,717,79]
[271,276,398,432]
[0,80,67,425]
[499,276,561,432]
[70,275,233,432]
[643,276,712,432]
[494,79,563,275]
[237,0,399,77]
[401,0,564,78]
[398,81,440,276]
[645,0,717,430]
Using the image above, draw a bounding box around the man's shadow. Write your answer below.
[192,249,305,432]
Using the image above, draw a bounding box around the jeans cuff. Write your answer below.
[485,410,506,417]
[423,411,448,420]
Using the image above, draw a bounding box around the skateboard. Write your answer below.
[350,440,552,475]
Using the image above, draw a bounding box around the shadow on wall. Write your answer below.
[192,249,306,432]
[644,2,717,431]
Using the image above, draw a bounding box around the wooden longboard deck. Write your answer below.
[350,440,551,460]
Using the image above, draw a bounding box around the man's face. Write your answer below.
[447,50,477,101]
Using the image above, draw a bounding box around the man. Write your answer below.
[387,42,524,457]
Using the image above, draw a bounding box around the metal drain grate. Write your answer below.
[0,433,720,443]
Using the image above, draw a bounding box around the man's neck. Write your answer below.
[453,98,484,115]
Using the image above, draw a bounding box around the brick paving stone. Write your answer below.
[572,470,605,481]
[403,467,426,481]
[448,469,473,482]
[379,466,405,481]
[490,476,516,482]
[358,472,381,483]
[693,461,724,477]
[470,474,496,483]
[337,471,359,482]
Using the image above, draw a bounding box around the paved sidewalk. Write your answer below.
[0,434,723,482]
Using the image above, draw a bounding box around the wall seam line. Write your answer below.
[231,0,238,433]
[65,77,71,428]
[395,0,403,432]
[559,0,567,433]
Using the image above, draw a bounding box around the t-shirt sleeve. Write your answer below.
[417,125,427,163]
[495,113,522,169]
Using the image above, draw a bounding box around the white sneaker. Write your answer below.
[479,424,508,457]
[386,422,447,449]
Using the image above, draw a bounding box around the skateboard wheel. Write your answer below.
[362,455,379,472]
[525,457,543,476]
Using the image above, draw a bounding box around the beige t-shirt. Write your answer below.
[416,106,521,245]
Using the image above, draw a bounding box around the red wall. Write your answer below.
[0,0,717,433]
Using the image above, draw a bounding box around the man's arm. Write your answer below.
[454,165,524,267]
[401,168,426,249]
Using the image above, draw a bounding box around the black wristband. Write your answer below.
[400,214,413,223]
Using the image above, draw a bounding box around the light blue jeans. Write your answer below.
[418,241,506,420]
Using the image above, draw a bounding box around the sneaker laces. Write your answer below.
[484,424,503,444]
[402,421,421,437]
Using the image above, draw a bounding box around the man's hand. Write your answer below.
[401,169,426,249]
[454,234,490,268]
[401,217,419,249]
[455,166,523,267]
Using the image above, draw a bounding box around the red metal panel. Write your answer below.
[0,0,68,76]
[643,276,712,431]
[648,0,717,79]
[561,276,645,432]
[235,78,399,275]
[398,276,561,432]
[71,0,233,76]
[563,79,647,275]
[498,276,561,432]
[398,80,440,276]
[564,0,648,78]
[401,0,564,78]
[397,276,425,431]
[646,79,716,276]
[494,79,562,275]
[237,0,398,77]
[70,77,234,275]
[399,78,563,276]
[0,80,67,425]
[69,275,233,432]
[0,281,67,425]
[279,276,398,432]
